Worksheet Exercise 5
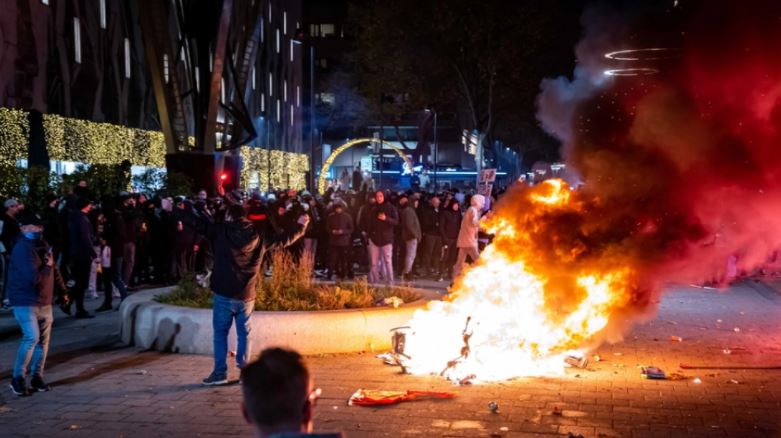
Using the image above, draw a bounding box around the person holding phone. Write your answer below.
[7,211,69,396]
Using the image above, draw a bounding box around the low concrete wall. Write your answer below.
[119,286,439,355]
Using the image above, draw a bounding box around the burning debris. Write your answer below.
[389,0,781,383]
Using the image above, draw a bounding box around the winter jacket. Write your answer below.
[68,210,97,260]
[418,206,441,237]
[366,202,399,247]
[202,216,306,302]
[457,195,484,248]
[326,211,354,247]
[7,237,66,306]
[400,205,422,242]
[440,209,462,241]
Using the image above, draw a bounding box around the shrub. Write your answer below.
[156,248,421,311]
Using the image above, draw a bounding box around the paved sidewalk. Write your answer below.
[0,283,780,437]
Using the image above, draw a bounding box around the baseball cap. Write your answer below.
[4,198,20,209]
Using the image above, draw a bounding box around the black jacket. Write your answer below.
[326,211,354,247]
[0,213,20,254]
[418,206,441,236]
[439,209,462,241]
[68,210,97,259]
[204,217,306,302]
[366,202,399,246]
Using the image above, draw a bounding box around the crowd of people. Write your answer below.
[1,180,493,312]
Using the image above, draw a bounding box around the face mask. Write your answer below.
[23,231,42,240]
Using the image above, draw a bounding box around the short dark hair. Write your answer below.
[241,348,310,428]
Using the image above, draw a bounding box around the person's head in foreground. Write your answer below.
[241,348,340,438]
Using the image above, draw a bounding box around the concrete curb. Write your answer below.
[120,286,440,356]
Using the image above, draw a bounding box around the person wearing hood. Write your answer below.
[200,186,309,386]
[453,194,485,279]
[7,211,69,396]
[325,201,353,279]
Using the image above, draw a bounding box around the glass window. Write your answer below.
[320,24,336,37]
[73,18,82,63]
[99,0,107,29]
[124,38,131,78]
[163,54,169,83]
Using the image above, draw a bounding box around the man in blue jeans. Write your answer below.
[200,200,308,386]
[7,211,68,396]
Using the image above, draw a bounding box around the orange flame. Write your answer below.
[403,179,636,381]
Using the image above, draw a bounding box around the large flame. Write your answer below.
[404,180,637,381]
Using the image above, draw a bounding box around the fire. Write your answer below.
[401,180,636,382]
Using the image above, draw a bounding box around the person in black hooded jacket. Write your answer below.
[200,192,309,386]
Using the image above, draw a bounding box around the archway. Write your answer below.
[318,138,413,193]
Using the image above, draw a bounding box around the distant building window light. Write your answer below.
[318,93,335,106]
[252,67,256,90]
[277,99,281,123]
[209,51,213,72]
[261,93,265,112]
[124,38,131,78]
[290,41,294,62]
[73,18,82,63]
[290,105,294,126]
[283,11,287,34]
[163,54,169,83]
[221,77,226,102]
[269,73,273,96]
[268,3,271,22]
[284,80,287,102]
[195,66,200,91]
[296,86,300,106]
[309,24,317,37]
[319,24,336,37]
[276,29,280,53]
[260,20,264,43]
[99,0,107,29]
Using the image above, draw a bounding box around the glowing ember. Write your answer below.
[402,180,636,382]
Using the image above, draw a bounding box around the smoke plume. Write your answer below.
[532,0,781,300]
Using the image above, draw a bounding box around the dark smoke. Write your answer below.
[530,0,781,303]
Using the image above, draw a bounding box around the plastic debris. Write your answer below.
[376,296,404,308]
[376,353,398,365]
[723,349,732,355]
[136,370,148,375]
[592,355,602,362]
[716,319,723,323]
[670,336,683,342]
[488,401,500,413]
[641,366,666,379]
[500,427,509,432]
[693,378,702,384]
[733,327,741,333]
[67,425,81,431]
[614,352,623,356]
[728,379,740,384]
[348,389,456,406]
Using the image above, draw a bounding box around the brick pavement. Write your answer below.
[0,283,780,438]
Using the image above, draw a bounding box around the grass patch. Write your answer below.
[155,249,421,311]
